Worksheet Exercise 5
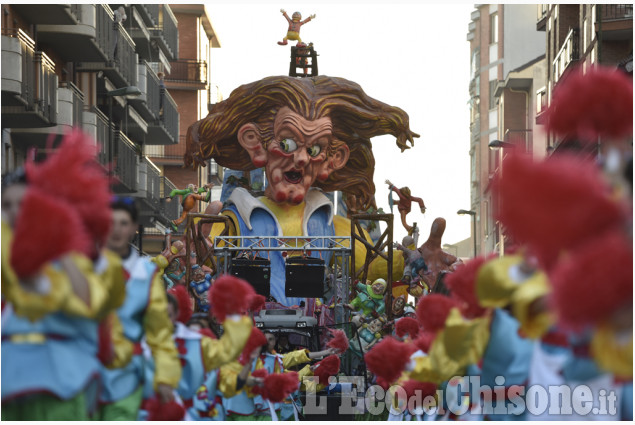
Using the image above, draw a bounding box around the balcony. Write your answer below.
[1,29,58,128]
[129,62,178,145]
[128,5,171,73]
[552,28,579,84]
[596,4,633,41]
[11,81,85,147]
[165,59,207,90]
[111,131,138,193]
[136,156,162,226]
[536,4,549,31]
[535,86,548,125]
[76,5,138,89]
[11,4,76,25]
[149,5,178,62]
[36,5,104,62]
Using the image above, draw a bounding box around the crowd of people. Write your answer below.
[0,130,343,421]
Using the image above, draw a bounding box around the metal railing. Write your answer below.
[161,175,181,220]
[3,28,35,108]
[60,81,85,128]
[150,4,178,59]
[94,106,112,166]
[33,51,57,124]
[161,89,179,142]
[600,4,633,21]
[166,59,207,84]
[144,61,161,120]
[95,5,137,86]
[537,4,549,21]
[144,156,162,209]
[114,131,138,191]
[553,28,579,83]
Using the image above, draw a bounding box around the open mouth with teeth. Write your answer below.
[284,170,303,184]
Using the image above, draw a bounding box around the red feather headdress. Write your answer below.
[445,256,493,319]
[416,294,460,333]
[168,285,193,324]
[209,274,256,322]
[364,337,416,389]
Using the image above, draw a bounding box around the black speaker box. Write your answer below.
[230,257,271,296]
[285,257,325,298]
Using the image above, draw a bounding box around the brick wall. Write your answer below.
[175,14,198,59]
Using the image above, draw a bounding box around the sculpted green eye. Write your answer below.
[306,145,322,157]
[279,138,298,153]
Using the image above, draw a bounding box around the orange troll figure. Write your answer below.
[184,75,419,306]
[277,9,315,46]
[167,182,213,230]
[386,179,426,235]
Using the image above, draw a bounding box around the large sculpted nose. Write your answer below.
[294,148,309,168]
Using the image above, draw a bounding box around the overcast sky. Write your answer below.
[206,2,474,246]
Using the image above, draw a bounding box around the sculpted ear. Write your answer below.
[317,144,350,181]
[237,123,268,167]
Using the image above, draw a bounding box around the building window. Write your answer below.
[490,12,498,44]
[489,80,498,109]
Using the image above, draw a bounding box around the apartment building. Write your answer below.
[536,4,633,151]
[466,4,547,256]
[1,4,182,252]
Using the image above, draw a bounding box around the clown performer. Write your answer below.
[277,9,315,46]
[259,331,342,419]
[96,197,182,420]
[186,76,419,307]
[1,131,127,421]
[139,280,253,421]
[167,182,213,230]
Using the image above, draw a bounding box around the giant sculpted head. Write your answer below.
[185,76,419,211]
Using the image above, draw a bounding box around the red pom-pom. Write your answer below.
[249,294,266,313]
[262,372,300,402]
[545,66,633,143]
[249,368,269,397]
[398,380,437,405]
[493,152,625,270]
[326,329,349,352]
[313,354,341,386]
[26,129,112,246]
[416,294,460,333]
[395,317,421,339]
[209,274,256,322]
[198,328,217,339]
[548,230,633,330]
[145,398,185,421]
[364,337,416,389]
[238,327,267,365]
[10,188,90,278]
[168,285,193,324]
[445,256,493,319]
[412,330,436,353]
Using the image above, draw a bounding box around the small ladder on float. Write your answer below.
[289,43,318,77]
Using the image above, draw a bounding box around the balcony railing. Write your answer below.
[9,28,36,108]
[144,62,161,120]
[600,4,633,21]
[161,89,179,142]
[553,28,579,83]
[93,5,137,87]
[166,60,207,85]
[150,4,178,60]
[60,81,85,128]
[161,175,181,221]
[114,131,138,191]
[94,106,112,167]
[143,156,162,210]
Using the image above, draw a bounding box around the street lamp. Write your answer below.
[457,209,477,257]
[488,139,515,150]
[106,86,142,175]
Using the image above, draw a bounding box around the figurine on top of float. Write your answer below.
[277,9,315,46]
[185,76,419,306]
